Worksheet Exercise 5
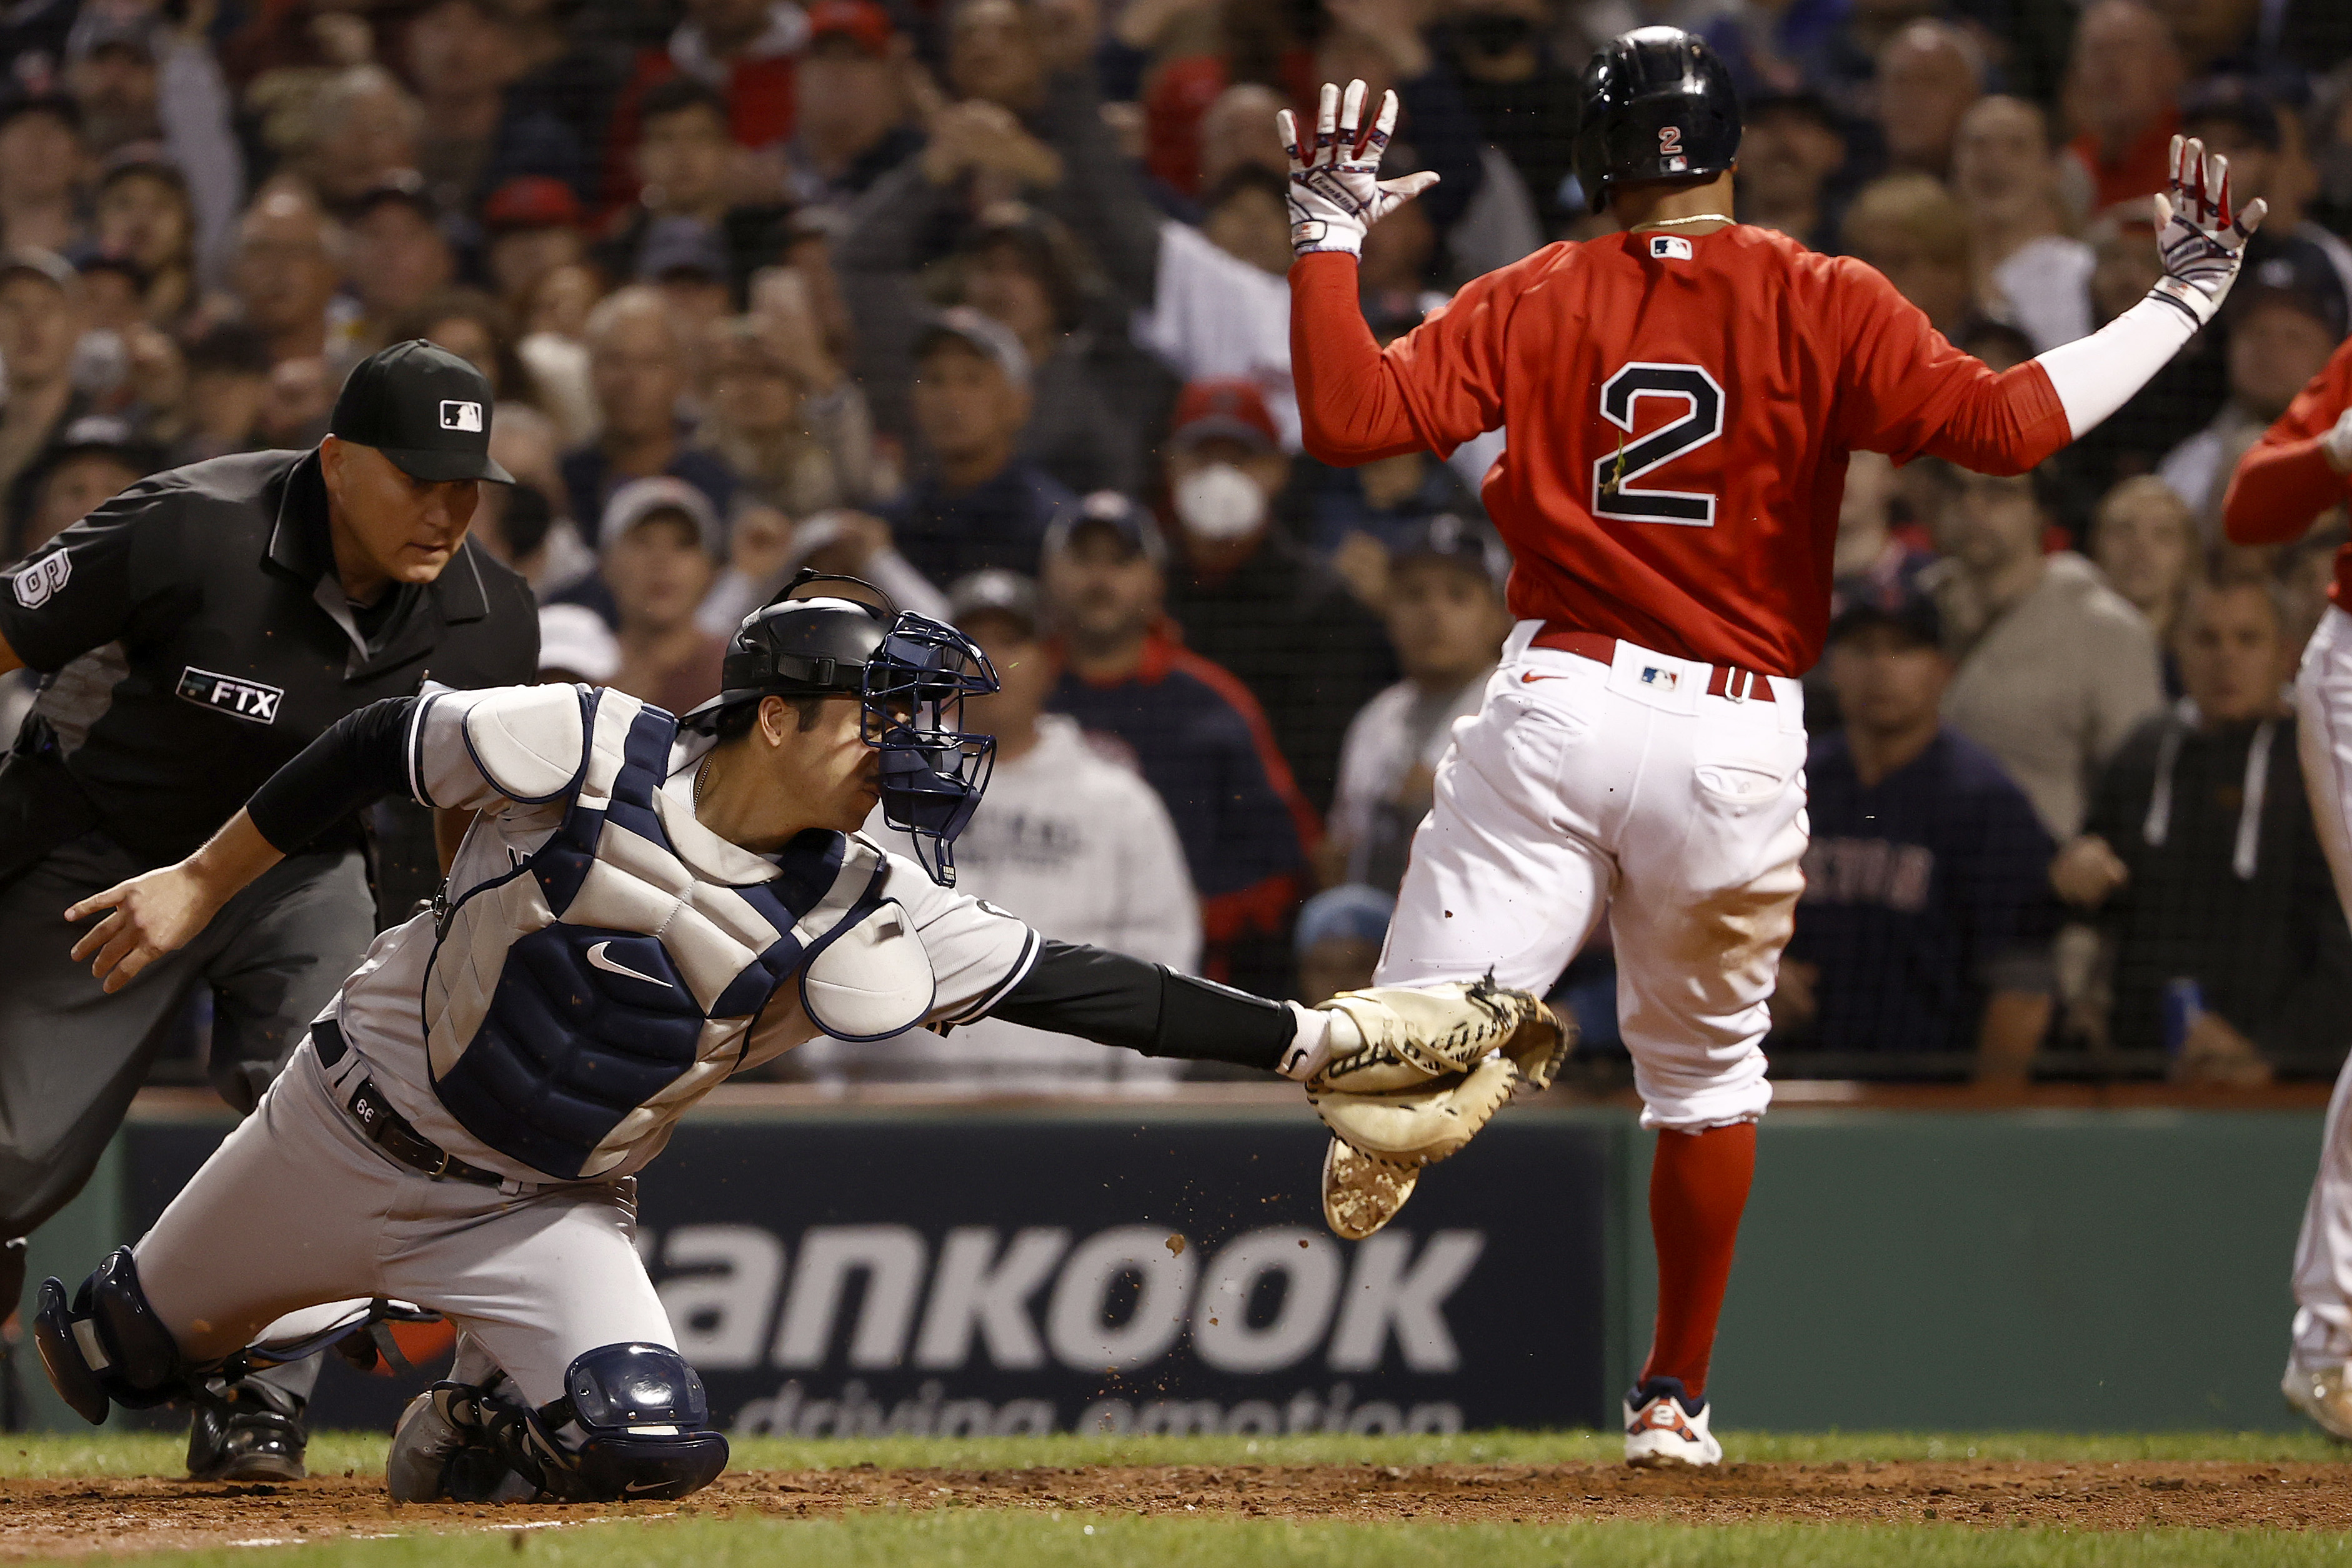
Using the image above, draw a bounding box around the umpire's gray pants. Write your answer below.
[0,833,373,1248]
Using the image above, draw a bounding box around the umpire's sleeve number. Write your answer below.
[1591,362,1725,526]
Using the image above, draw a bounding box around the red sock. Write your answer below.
[1638,1121,1757,1401]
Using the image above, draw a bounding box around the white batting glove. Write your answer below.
[2323,408,2352,475]
[2148,134,2267,328]
[1276,79,1440,259]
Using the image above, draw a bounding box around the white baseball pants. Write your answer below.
[1373,623,1810,1129]
[133,1038,675,1408]
[2288,605,2352,1367]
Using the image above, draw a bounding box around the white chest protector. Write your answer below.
[418,687,935,1179]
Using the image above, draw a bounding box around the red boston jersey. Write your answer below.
[1292,227,2071,675]
[2224,335,2352,607]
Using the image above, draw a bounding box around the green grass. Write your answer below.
[74,1513,2352,1568]
[5,1427,2346,1479]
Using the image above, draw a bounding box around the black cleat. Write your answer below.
[188,1379,309,1482]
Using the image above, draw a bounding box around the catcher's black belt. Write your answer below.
[312,1018,509,1188]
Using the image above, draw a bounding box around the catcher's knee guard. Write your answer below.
[31,1247,189,1424]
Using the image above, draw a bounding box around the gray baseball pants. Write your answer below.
[135,1038,676,1409]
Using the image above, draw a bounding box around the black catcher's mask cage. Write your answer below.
[863,612,998,887]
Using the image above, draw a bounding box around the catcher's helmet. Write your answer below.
[680,570,999,886]
[1573,27,1741,215]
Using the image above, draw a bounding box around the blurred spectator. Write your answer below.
[1304,431,1483,567]
[1840,173,1974,337]
[824,568,1201,1089]
[2180,77,2352,314]
[1780,592,2058,1080]
[1925,463,2165,840]
[91,156,197,330]
[1159,378,1396,813]
[254,354,337,449]
[482,177,589,314]
[598,477,729,712]
[0,251,91,506]
[1324,517,1512,892]
[346,178,457,353]
[2060,1,2183,214]
[1295,883,1392,1005]
[484,402,600,597]
[884,308,1075,584]
[62,2,241,279]
[565,284,737,544]
[1131,192,1298,449]
[1832,451,1932,613]
[406,0,589,216]
[1197,84,1294,202]
[1951,97,2094,353]
[391,288,535,409]
[2280,514,2352,654]
[173,323,274,463]
[2055,577,2352,1080]
[2090,475,2205,685]
[1735,91,1850,254]
[598,80,734,285]
[0,92,88,259]
[6,414,154,562]
[1442,0,1581,234]
[635,217,734,340]
[2159,258,2346,528]
[299,66,424,214]
[702,304,877,516]
[230,186,356,369]
[1957,319,2038,374]
[782,0,922,210]
[1871,20,1983,181]
[952,204,1159,497]
[604,0,805,214]
[537,602,621,686]
[1199,164,1295,279]
[1042,493,1315,996]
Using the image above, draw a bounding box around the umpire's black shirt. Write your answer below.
[0,447,537,866]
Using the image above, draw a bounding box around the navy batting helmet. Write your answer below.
[682,570,999,886]
[1573,27,1741,215]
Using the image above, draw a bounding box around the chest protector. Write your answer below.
[421,689,917,1180]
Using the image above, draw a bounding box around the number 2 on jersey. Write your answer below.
[1592,362,1725,526]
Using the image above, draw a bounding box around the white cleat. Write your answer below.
[1623,1377,1723,1468]
[2283,1361,2352,1441]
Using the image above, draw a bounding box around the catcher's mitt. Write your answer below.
[1305,976,1569,1240]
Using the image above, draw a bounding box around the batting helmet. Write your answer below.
[1573,27,1742,215]
[681,570,1000,886]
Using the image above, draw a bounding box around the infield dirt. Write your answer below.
[5,1459,2352,1557]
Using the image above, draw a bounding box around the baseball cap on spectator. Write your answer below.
[2179,76,2281,151]
[1293,883,1395,956]
[915,306,1031,390]
[1828,581,1944,650]
[0,89,79,136]
[948,568,1042,638]
[539,603,621,684]
[637,216,729,284]
[2230,237,2350,344]
[599,476,723,560]
[1044,488,1167,566]
[351,169,441,225]
[1,247,81,295]
[1395,512,1510,593]
[482,176,584,234]
[806,0,894,55]
[65,2,163,65]
[1745,88,1844,137]
[34,413,159,480]
[1170,378,1279,452]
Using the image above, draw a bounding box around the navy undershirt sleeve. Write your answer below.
[986,939,1296,1070]
[245,697,419,853]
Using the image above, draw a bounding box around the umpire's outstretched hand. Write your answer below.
[66,810,286,993]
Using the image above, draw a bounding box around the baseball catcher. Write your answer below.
[31,575,1546,1504]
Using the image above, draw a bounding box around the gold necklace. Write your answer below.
[693,755,712,810]
[1628,213,1734,232]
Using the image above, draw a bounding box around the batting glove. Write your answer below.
[2148,134,2267,329]
[1277,79,1440,259]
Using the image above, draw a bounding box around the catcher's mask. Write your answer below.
[680,570,1000,886]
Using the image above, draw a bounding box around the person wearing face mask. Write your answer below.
[1159,379,1397,815]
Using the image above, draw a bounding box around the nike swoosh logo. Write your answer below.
[586,941,670,988]
[1520,671,1575,683]
[622,1479,671,1496]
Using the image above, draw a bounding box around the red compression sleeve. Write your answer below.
[1918,362,2074,477]
[2223,439,2351,545]
[1640,1121,1757,1399]
[1290,253,1430,465]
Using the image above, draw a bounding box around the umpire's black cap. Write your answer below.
[329,339,514,484]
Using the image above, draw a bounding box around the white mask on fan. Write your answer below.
[1174,462,1267,542]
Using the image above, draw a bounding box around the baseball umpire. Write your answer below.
[0,340,536,1477]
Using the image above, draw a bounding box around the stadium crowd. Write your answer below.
[3,0,2351,1088]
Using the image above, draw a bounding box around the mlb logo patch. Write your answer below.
[1650,235,1692,261]
[1641,666,1679,692]
[439,399,484,433]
